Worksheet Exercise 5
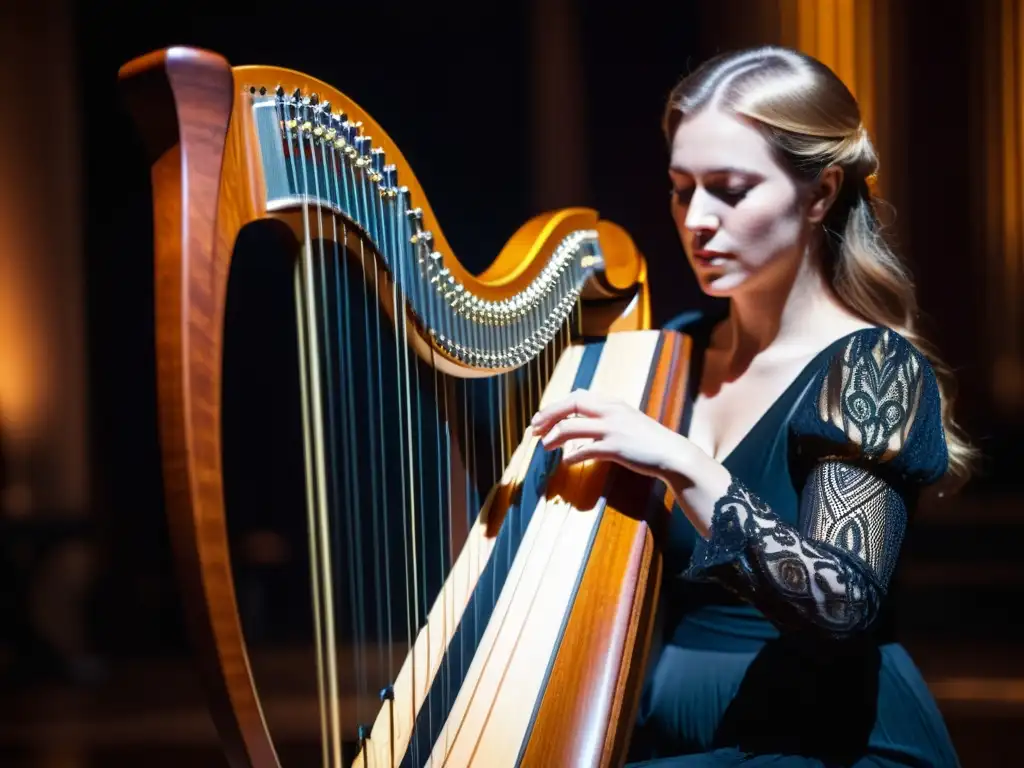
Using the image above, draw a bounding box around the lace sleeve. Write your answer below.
[684,329,948,639]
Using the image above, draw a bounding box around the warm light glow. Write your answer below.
[0,191,53,445]
[780,0,879,170]
[980,0,1024,413]
[0,3,88,515]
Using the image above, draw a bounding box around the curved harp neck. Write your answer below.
[236,72,644,377]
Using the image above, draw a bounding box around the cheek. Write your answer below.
[727,195,803,266]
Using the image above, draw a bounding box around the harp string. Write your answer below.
[311,123,358,756]
[336,140,386,716]
[316,127,362,766]
[371,204,397,768]
[368,163,390,702]
[439,368,455,759]
[287,93,595,766]
[367,143,399,766]
[411,243,431,765]
[391,178,422,768]
[286,101,326,766]
[455,308,584,767]
[368,162,396,763]
[294,247,331,768]
[288,100,344,768]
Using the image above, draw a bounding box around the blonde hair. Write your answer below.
[663,46,976,483]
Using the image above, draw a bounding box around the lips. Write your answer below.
[693,249,732,266]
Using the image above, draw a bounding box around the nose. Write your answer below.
[683,188,721,236]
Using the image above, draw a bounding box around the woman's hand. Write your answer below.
[532,388,733,539]
[530,388,696,481]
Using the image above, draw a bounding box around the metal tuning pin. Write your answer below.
[383,164,398,195]
[328,113,345,148]
[309,92,319,105]
[432,259,451,290]
[352,136,369,166]
[340,122,357,155]
[415,230,434,253]
[406,207,425,238]
[451,279,466,306]
[369,148,385,182]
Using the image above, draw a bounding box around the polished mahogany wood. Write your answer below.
[119,48,278,767]
[519,332,689,768]
[119,44,659,768]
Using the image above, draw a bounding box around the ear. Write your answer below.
[806,165,844,224]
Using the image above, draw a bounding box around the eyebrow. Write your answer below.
[669,165,757,176]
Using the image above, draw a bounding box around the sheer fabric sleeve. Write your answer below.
[684,329,949,639]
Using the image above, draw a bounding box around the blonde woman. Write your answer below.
[532,46,970,766]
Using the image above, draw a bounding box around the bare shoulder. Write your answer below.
[807,304,878,353]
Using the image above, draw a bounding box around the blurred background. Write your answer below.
[0,0,1021,765]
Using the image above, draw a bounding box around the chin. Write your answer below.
[698,271,749,296]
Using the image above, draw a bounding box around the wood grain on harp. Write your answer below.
[119,44,688,768]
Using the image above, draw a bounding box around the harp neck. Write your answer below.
[245,81,636,376]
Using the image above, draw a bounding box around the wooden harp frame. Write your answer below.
[118,45,686,768]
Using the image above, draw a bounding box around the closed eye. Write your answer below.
[709,186,751,205]
[671,185,750,206]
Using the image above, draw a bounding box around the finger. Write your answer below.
[560,439,617,466]
[531,389,608,430]
[539,417,607,449]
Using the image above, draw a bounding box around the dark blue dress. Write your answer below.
[626,310,961,767]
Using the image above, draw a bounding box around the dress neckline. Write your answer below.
[685,326,875,466]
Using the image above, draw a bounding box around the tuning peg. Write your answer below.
[371,147,385,173]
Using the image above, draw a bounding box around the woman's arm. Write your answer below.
[531,329,945,640]
[664,446,907,637]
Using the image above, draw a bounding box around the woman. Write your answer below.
[531,46,972,766]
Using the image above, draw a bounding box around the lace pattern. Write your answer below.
[817,329,924,461]
[685,329,933,638]
[687,476,884,636]
[803,461,908,588]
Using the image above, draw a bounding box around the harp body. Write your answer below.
[119,46,692,768]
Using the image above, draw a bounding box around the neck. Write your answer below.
[722,248,837,364]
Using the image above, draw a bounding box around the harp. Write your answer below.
[118,46,691,768]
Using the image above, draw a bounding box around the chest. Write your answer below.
[685,351,814,463]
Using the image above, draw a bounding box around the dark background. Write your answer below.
[0,1,1020,765]
[81,0,710,661]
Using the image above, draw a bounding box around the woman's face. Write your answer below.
[668,108,811,297]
